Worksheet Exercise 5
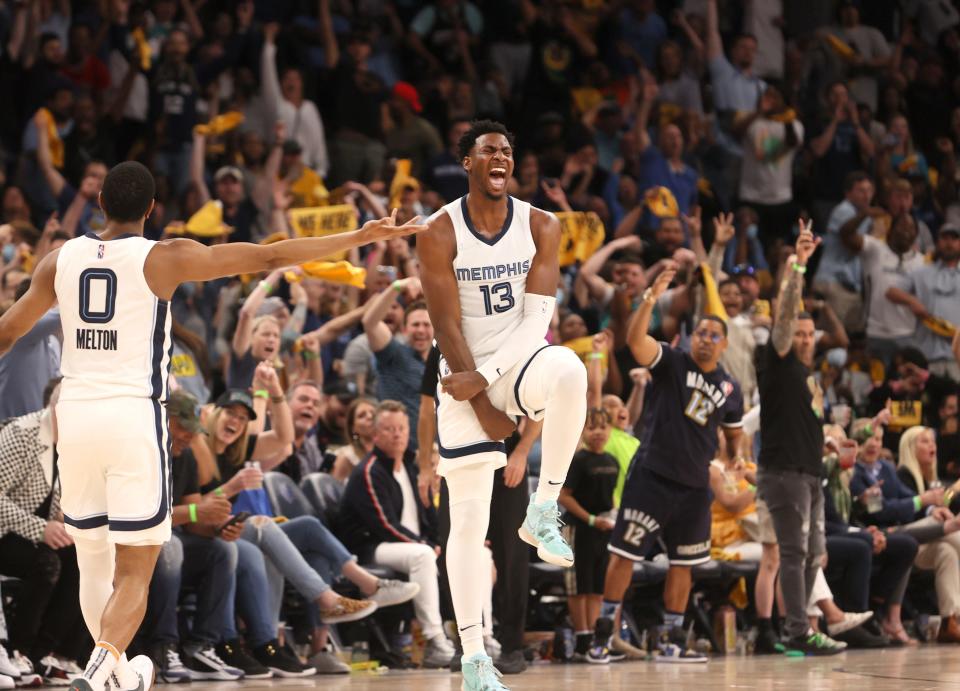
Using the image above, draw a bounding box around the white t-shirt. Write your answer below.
[394,467,420,536]
[745,0,784,79]
[739,118,803,204]
[861,234,924,339]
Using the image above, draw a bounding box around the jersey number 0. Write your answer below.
[479,282,514,315]
[79,268,118,324]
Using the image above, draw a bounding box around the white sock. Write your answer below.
[109,655,139,690]
[82,642,120,690]
[521,347,587,503]
[74,535,116,640]
[445,465,495,658]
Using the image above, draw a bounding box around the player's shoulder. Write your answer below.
[527,201,559,230]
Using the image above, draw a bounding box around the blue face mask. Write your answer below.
[2,244,14,263]
[746,223,759,240]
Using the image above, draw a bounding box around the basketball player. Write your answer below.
[589,267,743,664]
[0,162,424,691]
[417,120,588,690]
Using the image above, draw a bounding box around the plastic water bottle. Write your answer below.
[351,640,370,664]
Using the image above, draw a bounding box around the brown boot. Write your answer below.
[938,615,960,643]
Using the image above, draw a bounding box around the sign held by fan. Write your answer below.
[288,204,358,261]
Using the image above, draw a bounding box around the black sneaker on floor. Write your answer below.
[754,626,784,655]
[833,625,889,649]
[587,616,614,664]
[496,650,527,674]
[216,641,272,680]
[449,644,463,673]
[783,631,847,656]
[251,641,316,678]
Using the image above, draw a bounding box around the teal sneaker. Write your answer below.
[461,653,507,691]
[518,493,574,567]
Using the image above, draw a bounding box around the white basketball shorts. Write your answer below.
[56,396,172,545]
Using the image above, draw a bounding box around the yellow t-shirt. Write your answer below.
[710,460,757,548]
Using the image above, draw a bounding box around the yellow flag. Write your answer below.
[37,108,64,169]
[644,186,679,218]
[131,27,151,71]
[288,204,358,261]
[555,211,606,267]
[186,200,233,237]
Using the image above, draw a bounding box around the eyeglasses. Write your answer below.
[693,329,723,344]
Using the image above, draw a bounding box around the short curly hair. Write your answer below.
[456,119,515,161]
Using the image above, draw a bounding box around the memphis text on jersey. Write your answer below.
[455,259,530,282]
[76,327,118,351]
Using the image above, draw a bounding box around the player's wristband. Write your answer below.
[588,353,604,361]
[259,280,273,294]
[588,514,596,527]
[791,262,807,274]
[188,503,198,523]
[391,280,404,293]
[302,350,319,360]
[253,389,269,399]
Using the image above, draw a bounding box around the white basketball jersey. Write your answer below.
[442,195,537,364]
[55,233,172,403]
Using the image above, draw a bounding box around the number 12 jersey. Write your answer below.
[55,233,172,403]
[441,195,537,365]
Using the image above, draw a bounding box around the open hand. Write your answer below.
[359,209,429,243]
[713,212,735,245]
[649,266,676,300]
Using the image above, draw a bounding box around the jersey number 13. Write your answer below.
[479,282,515,315]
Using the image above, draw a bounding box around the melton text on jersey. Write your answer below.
[76,327,118,351]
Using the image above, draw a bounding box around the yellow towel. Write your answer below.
[824,33,857,61]
[193,111,246,137]
[166,201,233,238]
[644,186,679,218]
[700,262,729,322]
[37,108,64,169]
[284,260,367,289]
[389,159,420,210]
[131,27,151,71]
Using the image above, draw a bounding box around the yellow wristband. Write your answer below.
[253,389,269,399]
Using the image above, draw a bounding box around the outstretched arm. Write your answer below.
[626,267,675,367]
[418,213,515,440]
[146,211,426,300]
[771,220,818,357]
[0,250,58,356]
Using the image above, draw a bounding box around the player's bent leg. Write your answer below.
[514,347,586,567]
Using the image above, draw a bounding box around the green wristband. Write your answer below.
[302,350,319,360]
[214,487,224,497]
[253,389,269,399]
[588,353,604,361]
[188,503,198,523]
[588,514,596,527]
[391,279,404,292]
[914,496,922,512]
[791,262,807,274]
[259,280,273,294]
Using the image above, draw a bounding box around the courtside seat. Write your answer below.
[720,560,759,580]
[263,472,317,520]
[300,472,345,527]
[692,559,723,582]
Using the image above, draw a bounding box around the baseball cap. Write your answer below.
[214,166,244,183]
[282,139,303,155]
[941,223,960,238]
[165,389,204,434]
[216,389,258,420]
[392,82,422,113]
[323,379,358,403]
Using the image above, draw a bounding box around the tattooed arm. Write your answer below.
[771,221,820,358]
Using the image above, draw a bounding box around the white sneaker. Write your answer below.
[0,675,12,690]
[54,659,82,676]
[36,656,70,686]
[826,611,873,637]
[483,635,502,661]
[0,647,19,681]
[421,636,455,669]
[127,654,155,691]
[10,652,40,687]
[369,579,420,608]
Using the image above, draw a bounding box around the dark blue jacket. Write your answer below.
[849,459,920,528]
[337,446,438,562]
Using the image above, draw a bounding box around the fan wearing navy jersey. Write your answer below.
[0,161,425,691]
[589,266,743,665]
[418,120,588,690]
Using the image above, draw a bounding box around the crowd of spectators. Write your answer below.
[2,0,960,682]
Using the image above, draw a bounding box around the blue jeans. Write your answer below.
[226,539,278,647]
[145,532,238,645]
[239,516,356,630]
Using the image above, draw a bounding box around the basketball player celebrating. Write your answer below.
[589,267,743,664]
[0,162,425,691]
[418,120,588,690]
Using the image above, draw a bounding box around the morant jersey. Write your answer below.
[55,232,172,403]
[440,195,537,364]
[633,343,743,489]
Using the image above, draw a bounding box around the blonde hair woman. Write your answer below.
[852,425,960,642]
